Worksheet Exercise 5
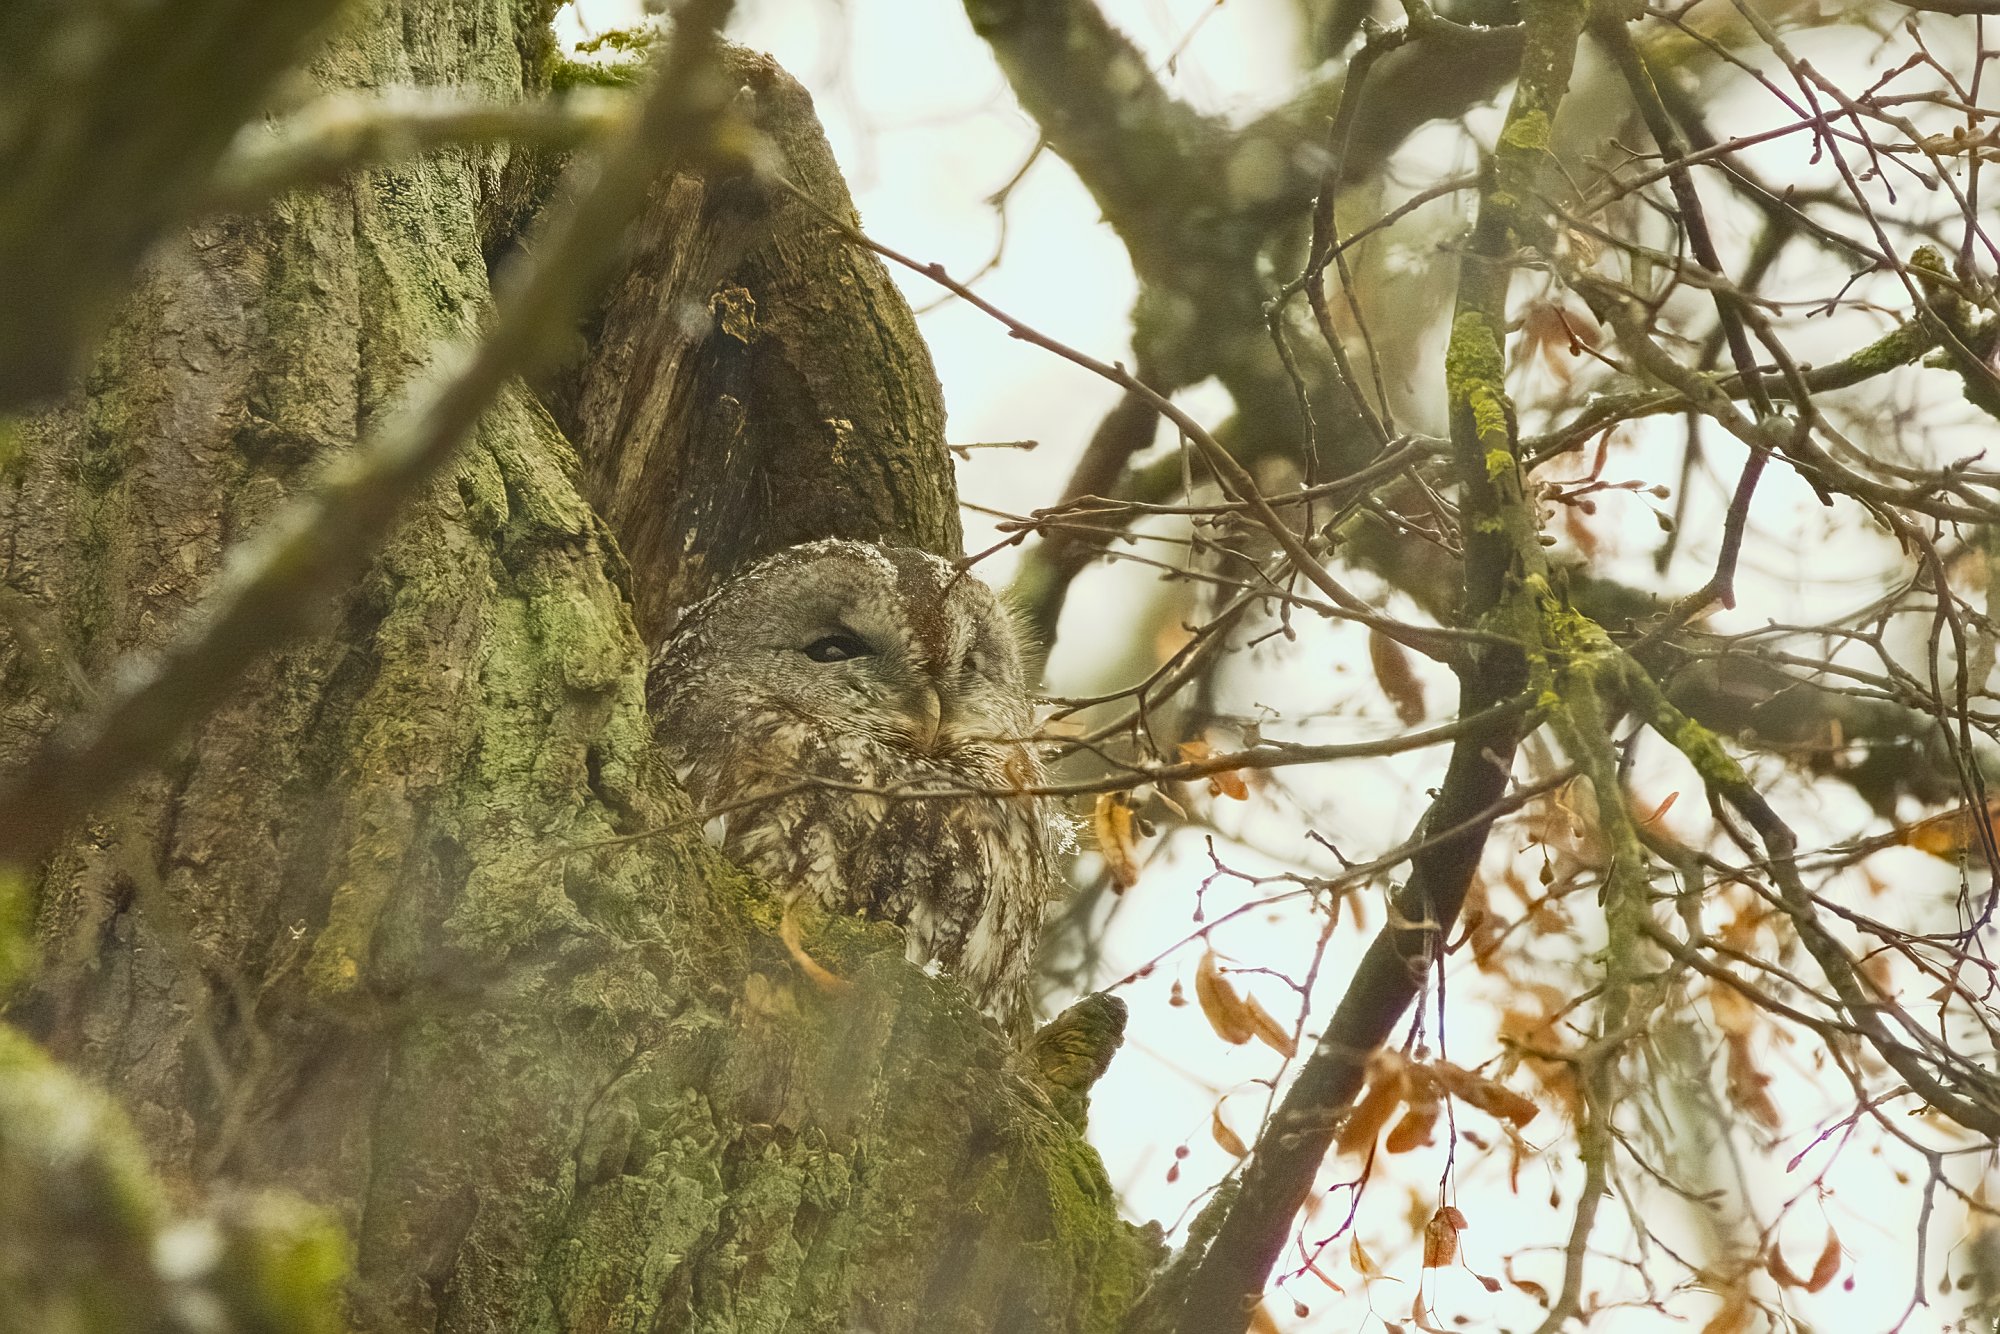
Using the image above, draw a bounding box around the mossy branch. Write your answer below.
[0,1020,346,1333]
[1164,2,1591,1329]
[1617,659,2000,1138]
[1525,316,1944,458]
[1517,595,1667,1333]
[205,90,627,216]
[0,0,744,865]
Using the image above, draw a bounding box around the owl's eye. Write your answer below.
[803,633,873,663]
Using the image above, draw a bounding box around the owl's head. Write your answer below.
[651,540,1036,758]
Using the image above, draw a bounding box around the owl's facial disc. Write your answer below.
[820,635,947,754]
[898,677,945,753]
[780,602,944,753]
[679,541,1030,762]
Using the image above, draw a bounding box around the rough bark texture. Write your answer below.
[548,46,960,645]
[0,4,1150,1330]
[0,0,346,411]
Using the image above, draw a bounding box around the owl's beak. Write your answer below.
[902,679,945,753]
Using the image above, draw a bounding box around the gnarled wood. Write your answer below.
[0,5,1149,1330]
[549,47,960,645]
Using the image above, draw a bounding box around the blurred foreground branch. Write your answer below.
[0,0,743,864]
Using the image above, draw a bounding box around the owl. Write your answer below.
[647,539,1065,1030]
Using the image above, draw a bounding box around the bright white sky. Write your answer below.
[557,4,1996,1329]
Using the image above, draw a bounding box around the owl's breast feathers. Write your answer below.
[686,708,1055,1021]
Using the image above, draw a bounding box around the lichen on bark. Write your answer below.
[0,3,1152,1331]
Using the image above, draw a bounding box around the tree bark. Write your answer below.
[0,4,1152,1330]
[547,44,961,643]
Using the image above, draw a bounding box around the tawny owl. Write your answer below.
[648,540,1064,1030]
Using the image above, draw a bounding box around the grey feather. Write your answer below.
[648,540,1063,1030]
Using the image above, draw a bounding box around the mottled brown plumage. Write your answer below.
[648,540,1065,1028]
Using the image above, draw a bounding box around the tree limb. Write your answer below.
[1166,0,1592,1324]
[0,0,743,865]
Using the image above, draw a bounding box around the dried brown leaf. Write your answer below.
[1901,797,2000,860]
[1093,793,1143,891]
[1306,1260,1346,1294]
[1180,737,1250,800]
[1708,981,1759,1036]
[1516,1278,1549,1302]
[1246,994,1298,1058]
[1384,1096,1440,1154]
[1338,1057,1408,1158]
[1369,629,1427,725]
[779,904,851,995]
[1767,1243,1803,1289]
[1211,1105,1248,1159]
[1806,1227,1842,1292]
[1209,770,1250,801]
[1194,950,1257,1045]
[1701,1291,1754,1334]
[1726,1033,1782,1130]
[1634,789,1679,826]
[1429,1060,1539,1128]
[1421,1208,1460,1268]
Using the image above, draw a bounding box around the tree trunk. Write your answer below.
[0,4,1153,1330]
[547,45,962,642]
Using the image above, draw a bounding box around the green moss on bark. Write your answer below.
[0,1027,346,1333]
[3,6,1149,1331]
